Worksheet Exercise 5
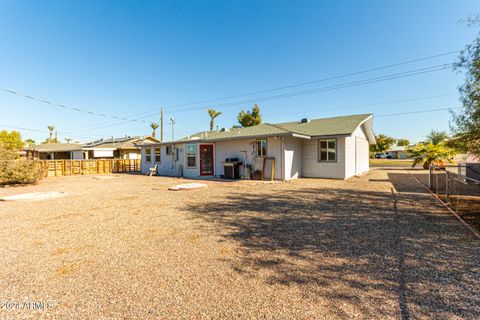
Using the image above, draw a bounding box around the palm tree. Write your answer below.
[150,122,159,138]
[409,142,456,169]
[208,109,222,131]
[64,137,72,144]
[25,138,35,148]
[426,130,449,145]
[47,125,55,142]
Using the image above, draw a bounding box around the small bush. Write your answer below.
[0,143,42,185]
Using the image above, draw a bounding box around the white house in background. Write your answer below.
[138,114,375,180]
[82,136,159,159]
[386,146,409,159]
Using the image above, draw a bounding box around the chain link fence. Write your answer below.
[429,164,480,231]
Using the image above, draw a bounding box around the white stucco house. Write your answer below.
[139,114,375,180]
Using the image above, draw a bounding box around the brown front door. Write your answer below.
[199,144,214,176]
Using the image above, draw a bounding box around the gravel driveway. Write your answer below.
[0,169,479,319]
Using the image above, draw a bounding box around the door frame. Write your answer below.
[199,143,215,176]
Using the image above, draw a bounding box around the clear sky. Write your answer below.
[0,0,478,144]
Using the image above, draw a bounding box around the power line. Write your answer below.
[174,93,457,125]
[0,87,150,124]
[68,49,459,128]
[0,50,458,133]
[0,123,98,140]
[168,64,450,114]
[160,49,460,110]
[64,64,451,132]
[375,107,461,118]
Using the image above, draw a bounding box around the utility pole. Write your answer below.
[170,117,175,142]
[160,108,164,142]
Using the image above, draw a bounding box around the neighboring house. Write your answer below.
[25,143,84,160]
[454,153,480,164]
[139,114,375,180]
[82,136,160,159]
[386,146,409,159]
[26,136,160,160]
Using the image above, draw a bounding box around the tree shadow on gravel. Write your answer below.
[182,182,480,319]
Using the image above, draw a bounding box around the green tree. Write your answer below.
[452,15,480,158]
[396,139,410,147]
[150,122,159,138]
[426,130,449,145]
[0,142,42,184]
[47,125,55,142]
[237,104,262,127]
[369,134,396,157]
[408,142,456,169]
[0,130,24,150]
[207,109,222,131]
[64,137,72,144]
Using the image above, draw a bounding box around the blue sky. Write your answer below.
[0,0,478,143]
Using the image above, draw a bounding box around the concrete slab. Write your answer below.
[0,191,66,201]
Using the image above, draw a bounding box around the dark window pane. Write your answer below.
[328,141,335,149]
[320,151,327,161]
[320,141,327,149]
[145,148,151,162]
[328,151,336,161]
[187,156,196,167]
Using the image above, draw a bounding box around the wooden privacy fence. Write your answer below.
[36,159,141,177]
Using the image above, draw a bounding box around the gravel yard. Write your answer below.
[0,169,479,319]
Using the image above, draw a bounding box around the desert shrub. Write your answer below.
[0,143,42,185]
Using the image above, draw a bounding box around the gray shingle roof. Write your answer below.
[273,114,372,137]
[29,143,83,152]
[172,114,372,143]
[178,124,290,142]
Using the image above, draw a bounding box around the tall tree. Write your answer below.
[207,109,222,131]
[0,130,24,150]
[47,125,55,142]
[452,15,480,158]
[64,137,72,144]
[396,139,410,147]
[237,104,262,127]
[369,134,396,156]
[426,130,449,145]
[150,122,159,138]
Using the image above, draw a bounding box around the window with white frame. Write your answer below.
[145,147,152,163]
[256,139,267,157]
[318,139,336,162]
[154,147,161,163]
[186,144,196,168]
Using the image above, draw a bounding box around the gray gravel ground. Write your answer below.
[0,169,479,319]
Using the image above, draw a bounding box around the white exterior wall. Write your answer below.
[302,136,347,179]
[284,137,303,180]
[141,146,155,174]
[214,137,283,180]
[141,137,285,180]
[214,139,251,177]
[141,144,188,177]
[345,125,370,178]
[157,145,176,176]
